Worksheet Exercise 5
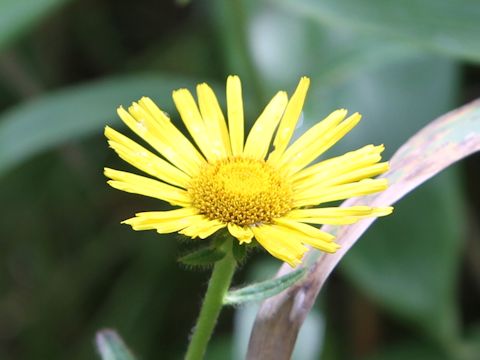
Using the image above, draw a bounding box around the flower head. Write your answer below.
[105,76,392,267]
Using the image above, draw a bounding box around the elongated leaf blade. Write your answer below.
[0,73,199,177]
[224,268,306,305]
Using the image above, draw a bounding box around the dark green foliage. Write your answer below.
[0,0,479,359]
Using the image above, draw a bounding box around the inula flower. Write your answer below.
[105,76,392,267]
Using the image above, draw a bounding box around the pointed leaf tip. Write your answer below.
[96,329,136,360]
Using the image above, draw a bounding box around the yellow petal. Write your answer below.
[135,99,205,170]
[252,225,307,267]
[292,144,385,183]
[122,208,200,232]
[226,75,244,156]
[269,77,310,163]
[172,88,218,161]
[294,178,389,207]
[276,110,362,175]
[322,162,389,186]
[104,167,191,206]
[197,83,232,158]
[270,223,340,253]
[227,223,254,244]
[287,206,394,224]
[273,109,346,165]
[179,217,226,239]
[136,98,205,171]
[294,162,389,194]
[274,218,335,242]
[105,126,190,188]
[370,207,394,217]
[243,91,288,159]
[117,101,204,176]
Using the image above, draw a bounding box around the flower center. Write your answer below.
[188,157,293,226]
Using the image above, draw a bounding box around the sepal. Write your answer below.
[178,246,227,267]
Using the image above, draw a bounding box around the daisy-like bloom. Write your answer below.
[105,76,392,267]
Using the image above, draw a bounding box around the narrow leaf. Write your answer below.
[0,73,201,177]
[95,329,136,360]
[224,267,306,305]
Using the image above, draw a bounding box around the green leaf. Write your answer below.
[342,168,464,341]
[0,0,72,51]
[0,73,204,177]
[224,267,306,305]
[247,6,469,355]
[251,11,461,337]
[178,247,226,267]
[274,0,480,62]
[311,40,462,343]
[249,5,421,91]
[307,56,458,153]
[250,8,461,338]
[95,329,137,360]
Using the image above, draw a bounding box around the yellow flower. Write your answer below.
[105,76,392,267]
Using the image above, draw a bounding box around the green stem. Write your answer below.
[229,0,265,106]
[185,239,237,360]
[212,0,265,109]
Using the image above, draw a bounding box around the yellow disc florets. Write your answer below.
[188,157,293,226]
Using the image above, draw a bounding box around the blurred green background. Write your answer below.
[0,0,479,359]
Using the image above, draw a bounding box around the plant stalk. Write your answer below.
[185,239,236,360]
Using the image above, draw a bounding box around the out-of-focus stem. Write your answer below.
[212,0,265,111]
